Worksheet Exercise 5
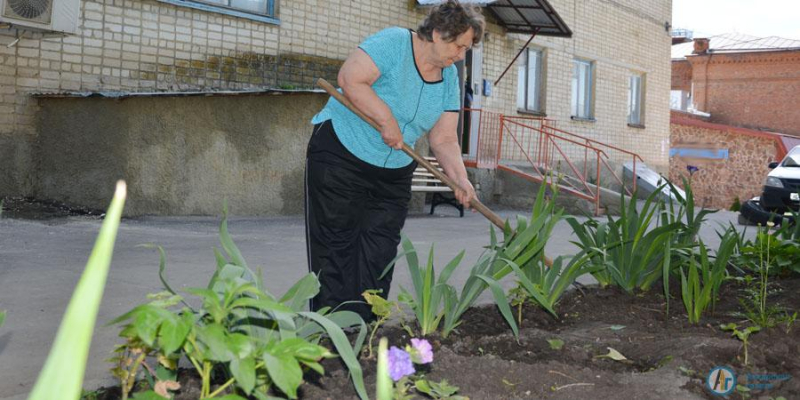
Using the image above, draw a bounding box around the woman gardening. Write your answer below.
[305,0,485,321]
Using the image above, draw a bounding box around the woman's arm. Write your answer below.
[337,49,404,149]
[429,112,476,208]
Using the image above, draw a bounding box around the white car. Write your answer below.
[762,145,800,213]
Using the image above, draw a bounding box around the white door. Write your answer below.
[467,44,482,158]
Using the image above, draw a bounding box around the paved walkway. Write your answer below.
[0,206,750,399]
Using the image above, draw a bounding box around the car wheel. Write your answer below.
[740,199,783,226]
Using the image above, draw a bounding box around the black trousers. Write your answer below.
[304,120,415,321]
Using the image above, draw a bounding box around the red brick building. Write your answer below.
[669,33,800,209]
[671,33,800,135]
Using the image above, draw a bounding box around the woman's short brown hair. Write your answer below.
[418,0,485,45]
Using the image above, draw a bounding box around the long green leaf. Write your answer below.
[376,338,392,400]
[28,181,127,400]
[476,275,519,340]
[219,201,248,270]
[663,235,672,315]
[503,259,555,316]
[298,311,369,400]
[138,244,195,311]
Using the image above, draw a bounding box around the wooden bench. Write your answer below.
[411,157,464,217]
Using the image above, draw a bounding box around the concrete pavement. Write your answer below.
[0,206,750,399]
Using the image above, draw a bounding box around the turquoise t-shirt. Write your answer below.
[311,27,461,168]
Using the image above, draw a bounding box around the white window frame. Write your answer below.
[670,89,691,111]
[571,59,594,120]
[628,73,645,126]
[158,0,278,24]
[517,48,544,114]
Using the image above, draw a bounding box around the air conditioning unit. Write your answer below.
[0,0,79,34]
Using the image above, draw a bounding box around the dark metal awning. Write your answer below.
[417,0,573,85]
[484,0,571,37]
[416,0,571,38]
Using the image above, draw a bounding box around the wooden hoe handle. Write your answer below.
[316,78,554,267]
[316,78,505,229]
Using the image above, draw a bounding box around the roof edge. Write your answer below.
[31,88,324,99]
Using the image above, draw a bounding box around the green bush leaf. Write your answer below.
[134,306,163,346]
[158,313,191,354]
[263,352,303,399]
[131,391,170,400]
[230,357,257,394]
[196,323,232,361]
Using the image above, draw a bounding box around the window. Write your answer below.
[159,0,278,24]
[517,48,544,113]
[670,90,691,111]
[571,59,594,119]
[197,0,275,16]
[627,73,644,126]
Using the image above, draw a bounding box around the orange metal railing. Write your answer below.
[467,109,644,215]
[468,108,503,169]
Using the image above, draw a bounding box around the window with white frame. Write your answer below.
[516,48,544,113]
[670,90,691,111]
[197,0,275,16]
[167,0,277,22]
[627,73,644,125]
[571,59,594,119]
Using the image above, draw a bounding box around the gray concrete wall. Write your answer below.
[0,134,35,196]
[35,92,326,216]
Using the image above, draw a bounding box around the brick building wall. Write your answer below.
[1,0,672,197]
[486,0,673,173]
[669,114,784,210]
[679,50,800,136]
[671,59,691,91]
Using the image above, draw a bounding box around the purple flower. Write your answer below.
[387,346,415,381]
[409,338,434,364]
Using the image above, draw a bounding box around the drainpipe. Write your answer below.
[704,51,713,114]
[692,38,711,113]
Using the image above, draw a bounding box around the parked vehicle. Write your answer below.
[761,145,800,213]
[739,196,788,226]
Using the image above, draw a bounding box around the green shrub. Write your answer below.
[506,251,598,317]
[678,235,736,324]
[385,182,561,340]
[567,187,682,293]
[110,206,369,400]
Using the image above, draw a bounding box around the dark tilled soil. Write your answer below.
[298,277,799,400]
[87,277,800,400]
[0,196,103,220]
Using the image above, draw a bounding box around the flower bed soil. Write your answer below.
[87,276,799,400]
[299,277,799,400]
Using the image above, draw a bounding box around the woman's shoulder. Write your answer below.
[370,26,412,42]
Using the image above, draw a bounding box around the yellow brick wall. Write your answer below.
[482,0,673,172]
[0,0,671,184]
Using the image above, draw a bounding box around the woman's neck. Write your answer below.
[412,33,441,80]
